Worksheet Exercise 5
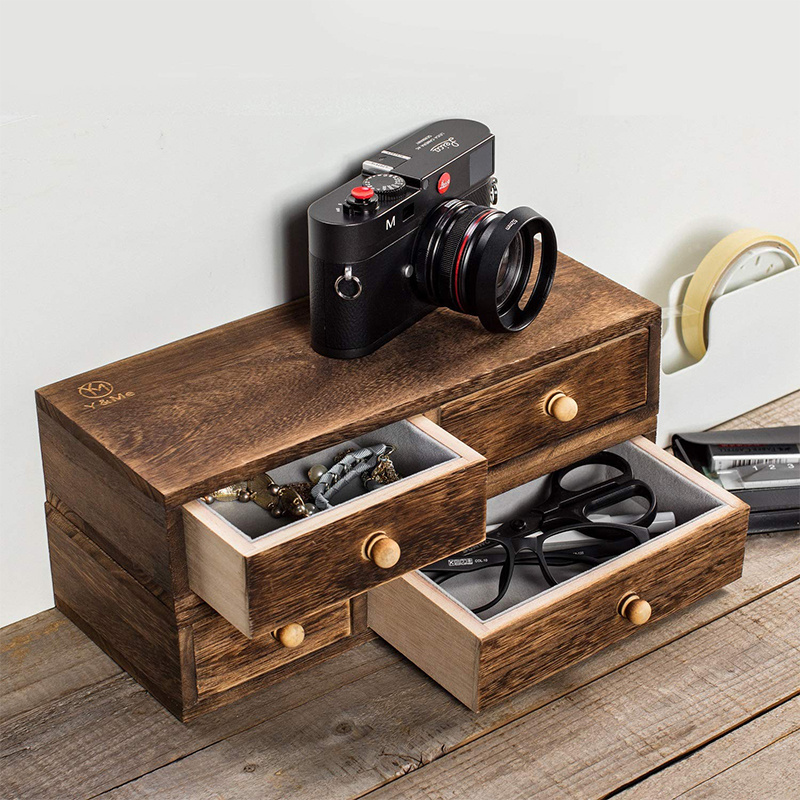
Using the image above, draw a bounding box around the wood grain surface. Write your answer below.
[440,328,650,465]
[2,520,797,799]
[362,582,800,800]
[485,405,657,497]
[38,410,173,598]
[45,505,184,716]
[182,436,487,637]
[368,570,484,709]
[477,502,748,709]
[192,602,351,697]
[31,252,658,719]
[35,254,659,506]
[616,696,800,799]
[370,437,749,711]
[181,416,487,636]
[246,451,487,633]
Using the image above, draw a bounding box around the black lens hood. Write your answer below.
[473,207,557,332]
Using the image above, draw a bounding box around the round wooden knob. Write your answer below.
[273,623,305,648]
[619,593,652,626]
[546,392,579,422]
[365,533,401,569]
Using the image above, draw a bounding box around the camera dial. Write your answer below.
[362,173,407,200]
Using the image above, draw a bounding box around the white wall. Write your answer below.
[1,0,798,627]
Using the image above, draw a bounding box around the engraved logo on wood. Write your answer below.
[78,380,135,411]
[78,380,114,399]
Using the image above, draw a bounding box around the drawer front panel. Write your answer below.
[478,504,747,708]
[184,416,488,638]
[246,455,487,634]
[193,602,351,697]
[439,329,650,465]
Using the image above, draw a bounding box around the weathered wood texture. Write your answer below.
[38,410,172,599]
[479,502,748,711]
[664,727,799,800]
[45,505,185,716]
[182,629,376,722]
[362,582,800,800]
[2,391,790,800]
[616,696,800,799]
[0,611,119,725]
[369,437,749,710]
[440,328,650,465]
[43,498,378,722]
[183,417,488,636]
[2,527,797,800]
[486,405,657,496]
[32,253,661,720]
[192,602,352,697]
[36,255,659,506]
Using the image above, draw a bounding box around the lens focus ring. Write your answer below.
[413,198,557,332]
[436,204,499,312]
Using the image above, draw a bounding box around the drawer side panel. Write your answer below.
[368,574,482,710]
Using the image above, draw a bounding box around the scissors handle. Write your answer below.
[545,452,657,528]
[581,479,657,527]
[551,451,633,494]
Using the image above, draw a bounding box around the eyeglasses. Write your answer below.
[422,452,657,614]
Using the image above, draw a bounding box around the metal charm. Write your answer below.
[203,474,314,520]
[363,448,401,491]
[334,266,362,300]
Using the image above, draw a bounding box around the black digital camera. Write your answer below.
[308,119,557,359]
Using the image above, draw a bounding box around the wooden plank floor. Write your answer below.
[2,393,799,800]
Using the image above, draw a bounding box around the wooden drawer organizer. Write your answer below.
[35,252,748,721]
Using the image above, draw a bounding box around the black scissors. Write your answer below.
[423,452,658,613]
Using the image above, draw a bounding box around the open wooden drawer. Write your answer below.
[367,436,749,711]
[182,415,487,637]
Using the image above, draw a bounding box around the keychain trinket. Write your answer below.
[203,443,402,521]
[362,448,401,490]
[203,474,315,519]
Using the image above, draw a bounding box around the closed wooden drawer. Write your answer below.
[192,601,351,697]
[183,415,487,638]
[439,329,650,466]
[368,436,749,711]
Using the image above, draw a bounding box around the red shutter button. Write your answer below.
[437,172,451,194]
[350,186,374,200]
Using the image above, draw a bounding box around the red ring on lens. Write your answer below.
[453,210,493,311]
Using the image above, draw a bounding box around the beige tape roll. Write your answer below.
[680,229,800,361]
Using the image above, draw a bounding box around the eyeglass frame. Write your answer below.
[424,521,651,615]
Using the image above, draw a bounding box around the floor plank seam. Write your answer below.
[670,721,800,799]
[600,690,800,800]
[4,573,798,800]
[350,581,800,800]
[81,659,397,800]
[89,576,800,800]
[1,672,137,729]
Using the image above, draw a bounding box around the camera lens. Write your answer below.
[413,200,557,333]
[495,235,523,310]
